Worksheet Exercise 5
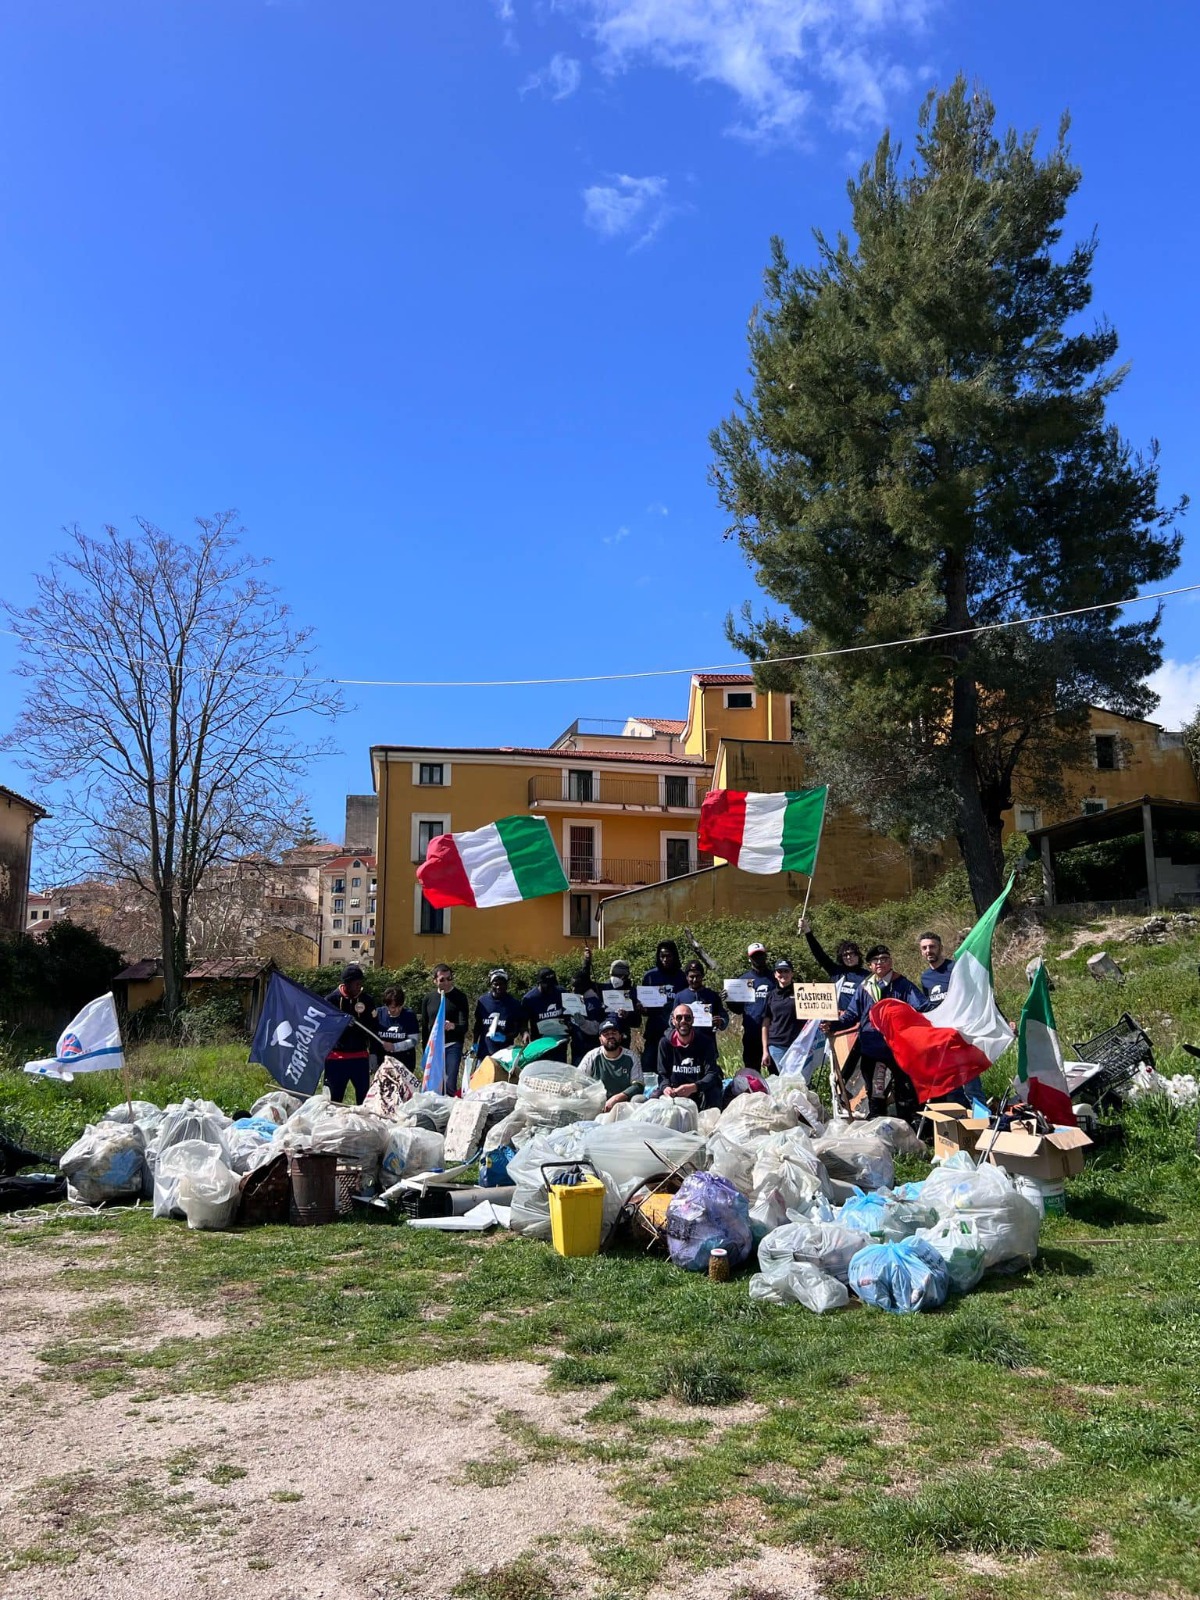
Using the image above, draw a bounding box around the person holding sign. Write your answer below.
[675,959,729,1032]
[729,941,775,1073]
[600,958,639,1048]
[799,916,867,1008]
[521,967,571,1062]
[760,957,804,1071]
[578,1018,644,1109]
[655,1003,723,1110]
[567,958,606,1065]
[638,939,688,1067]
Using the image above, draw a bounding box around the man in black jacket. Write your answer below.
[655,1002,724,1111]
[420,963,471,1095]
[323,964,378,1104]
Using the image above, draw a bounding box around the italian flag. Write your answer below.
[934,875,1016,1063]
[698,786,827,875]
[1017,962,1076,1125]
[417,815,569,909]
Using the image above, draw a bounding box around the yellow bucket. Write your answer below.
[543,1163,605,1258]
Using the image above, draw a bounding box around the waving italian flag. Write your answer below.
[698,786,827,875]
[1016,962,1076,1125]
[934,875,1016,1063]
[417,815,569,909]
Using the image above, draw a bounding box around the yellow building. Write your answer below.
[0,784,47,936]
[373,677,1200,963]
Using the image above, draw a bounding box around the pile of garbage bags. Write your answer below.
[1122,1064,1200,1109]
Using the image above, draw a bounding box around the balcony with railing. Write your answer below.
[565,855,708,886]
[528,773,701,811]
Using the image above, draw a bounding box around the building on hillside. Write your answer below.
[318,853,378,966]
[1,785,47,936]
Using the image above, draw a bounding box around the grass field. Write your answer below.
[2,907,1199,1599]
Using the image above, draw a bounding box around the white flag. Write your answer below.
[24,992,126,1081]
[778,1016,827,1084]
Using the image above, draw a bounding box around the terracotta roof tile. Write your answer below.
[693,672,755,686]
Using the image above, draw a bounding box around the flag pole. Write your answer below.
[797,786,828,924]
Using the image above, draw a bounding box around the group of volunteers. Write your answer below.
[315,919,966,1128]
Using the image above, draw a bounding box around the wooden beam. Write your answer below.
[1142,799,1161,909]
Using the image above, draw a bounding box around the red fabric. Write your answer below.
[416,833,476,908]
[698,789,748,865]
[869,998,992,1104]
[1027,1078,1076,1126]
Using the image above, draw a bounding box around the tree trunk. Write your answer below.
[946,551,1004,915]
[159,892,186,1017]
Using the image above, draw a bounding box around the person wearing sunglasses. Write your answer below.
[826,945,927,1124]
[799,914,867,1007]
[654,1003,723,1111]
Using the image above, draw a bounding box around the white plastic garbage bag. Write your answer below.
[628,1097,699,1133]
[719,1092,797,1137]
[749,1258,849,1313]
[60,1122,146,1205]
[749,1130,831,1232]
[177,1149,241,1231]
[381,1126,445,1184]
[581,1124,707,1200]
[396,1091,456,1131]
[922,1158,1041,1271]
[515,1064,607,1128]
[223,1125,279,1175]
[154,1099,230,1172]
[811,1128,895,1192]
[914,1215,987,1293]
[155,1138,225,1219]
[756,1220,870,1286]
[766,1076,826,1133]
[249,1089,305,1125]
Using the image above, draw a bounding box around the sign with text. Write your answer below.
[601,989,634,1014]
[561,992,587,1017]
[793,981,840,1020]
[722,978,755,1003]
[636,985,673,1008]
[689,1002,713,1028]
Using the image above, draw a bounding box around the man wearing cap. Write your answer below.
[521,967,571,1062]
[600,958,639,1048]
[760,957,804,1072]
[828,945,927,1124]
[473,969,526,1062]
[578,1018,644,1110]
[322,964,379,1104]
[730,941,775,1074]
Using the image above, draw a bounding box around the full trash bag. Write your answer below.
[848,1237,950,1313]
[380,1126,445,1184]
[177,1149,240,1231]
[60,1122,146,1205]
[515,1064,607,1128]
[396,1091,456,1131]
[749,1130,831,1232]
[666,1171,753,1273]
[811,1128,894,1192]
[628,1097,700,1133]
[154,1100,231,1174]
[155,1138,225,1220]
[581,1124,707,1200]
[766,1076,826,1133]
[249,1090,306,1125]
[756,1220,869,1286]
[921,1158,1042,1271]
[839,1187,939,1242]
[707,1122,772,1196]
[719,1092,797,1138]
[914,1216,987,1293]
[749,1257,849,1313]
[223,1121,280,1175]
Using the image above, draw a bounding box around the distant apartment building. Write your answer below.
[1,784,47,936]
[25,890,53,930]
[318,853,378,966]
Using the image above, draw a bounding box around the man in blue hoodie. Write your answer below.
[829,945,927,1125]
[638,938,688,1069]
[917,933,956,1008]
[521,968,571,1062]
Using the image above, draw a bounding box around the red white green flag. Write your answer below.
[698,786,828,875]
[1017,961,1076,1125]
[416,815,569,909]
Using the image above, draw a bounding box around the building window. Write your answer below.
[368,897,376,914]
[664,774,690,808]
[1016,807,1042,834]
[350,918,363,934]
[369,877,377,892]
[724,689,755,709]
[333,897,344,913]
[417,819,444,863]
[333,939,342,950]
[1082,798,1108,815]
[1094,734,1117,771]
[567,769,594,802]
[665,838,692,878]
[332,918,343,931]
[332,877,345,894]
[351,939,360,950]
[568,824,596,882]
[351,876,361,888]
[569,893,593,938]
[419,895,445,935]
[419,763,445,786]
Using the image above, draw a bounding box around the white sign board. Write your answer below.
[602,989,634,1014]
[689,1001,713,1028]
[793,982,840,1020]
[723,978,755,1003]
[636,985,672,1008]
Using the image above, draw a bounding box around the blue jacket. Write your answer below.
[919,959,956,1009]
[522,985,571,1055]
[374,1005,419,1067]
[473,991,527,1057]
[839,973,927,1061]
[805,931,868,1008]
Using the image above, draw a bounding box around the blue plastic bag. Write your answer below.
[478,1144,516,1188]
[231,1116,279,1138]
[666,1171,753,1273]
[838,1188,890,1235]
[848,1237,950,1313]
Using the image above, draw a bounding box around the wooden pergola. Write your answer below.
[1027,795,1200,911]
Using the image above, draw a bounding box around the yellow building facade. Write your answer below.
[373,677,1200,965]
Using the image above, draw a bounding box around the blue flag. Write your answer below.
[422,992,446,1095]
[250,972,349,1096]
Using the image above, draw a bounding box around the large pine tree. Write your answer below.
[712,79,1184,912]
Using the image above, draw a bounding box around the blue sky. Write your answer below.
[2,1,1196,852]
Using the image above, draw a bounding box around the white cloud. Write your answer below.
[603,525,631,545]
[553,0,936,140]
[522,53,583,99]
[582,173,671,245]
[1147,658,1200,730]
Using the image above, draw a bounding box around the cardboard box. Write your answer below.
[973,1122,1093,1182]
[922,1102,991,1161]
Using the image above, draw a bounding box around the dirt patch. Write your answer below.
[648,1545,819,1600]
